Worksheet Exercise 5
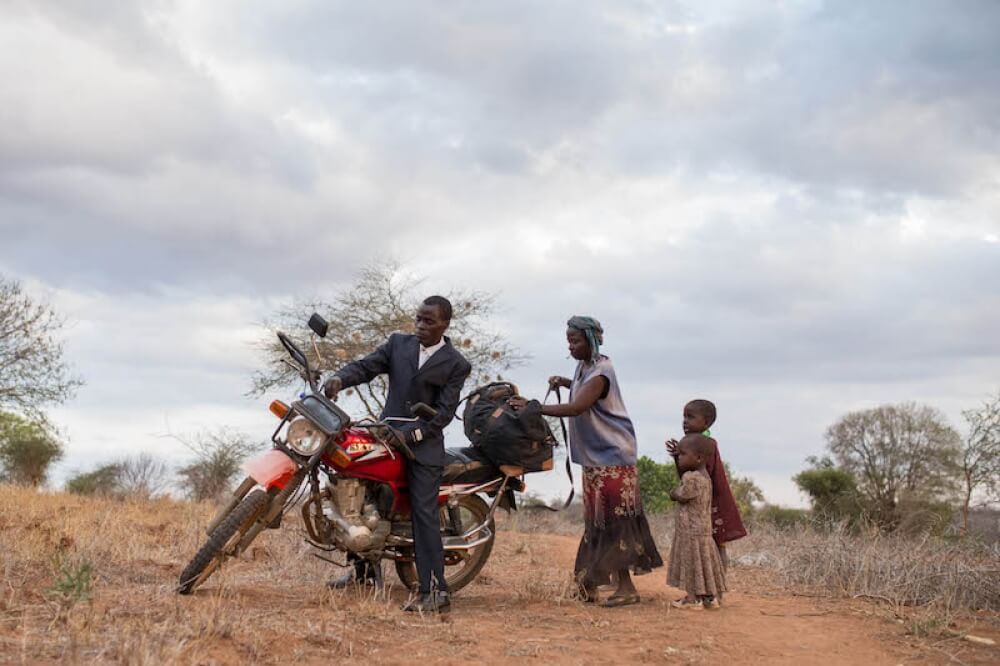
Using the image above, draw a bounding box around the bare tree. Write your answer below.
[959,391,1000,535]
[249,259,526,418]
[117,453,171,499]
[726,462,765,519]
[825,403,961,529]
[0,412,64,487]
[0,276,83,415]
[175,428,263,501]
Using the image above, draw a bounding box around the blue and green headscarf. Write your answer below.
[567,315,604,363]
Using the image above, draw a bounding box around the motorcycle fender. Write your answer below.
[243,450,298,490]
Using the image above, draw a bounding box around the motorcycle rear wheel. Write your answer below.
[394,494,494,593]
[177,488,271,595]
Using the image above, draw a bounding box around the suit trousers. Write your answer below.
[407,460,447,593]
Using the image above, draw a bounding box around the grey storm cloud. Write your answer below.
[216,0,1000,193]
[1,1,999,502]
[3,0,999,293]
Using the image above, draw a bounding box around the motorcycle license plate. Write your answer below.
[243,450,298,488]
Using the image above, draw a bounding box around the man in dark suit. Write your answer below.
[323,295,472,613]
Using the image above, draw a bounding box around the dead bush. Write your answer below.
[731,522,1000,612]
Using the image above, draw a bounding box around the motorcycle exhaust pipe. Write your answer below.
[443,527,493,551]
[389,525,493,551]
[205,476,256,536]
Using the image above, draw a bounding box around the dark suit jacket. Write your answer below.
[334,333,472,466]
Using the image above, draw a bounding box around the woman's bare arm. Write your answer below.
[538,375,608,418]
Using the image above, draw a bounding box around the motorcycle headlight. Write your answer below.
[286,417,326,456]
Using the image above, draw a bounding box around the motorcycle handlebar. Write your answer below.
[276,331,319,392]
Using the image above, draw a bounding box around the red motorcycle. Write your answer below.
[177,314,531,595]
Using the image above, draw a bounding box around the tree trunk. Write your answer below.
[961,471,973,536]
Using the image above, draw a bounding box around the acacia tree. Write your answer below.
[959,392,1000,535]
[0,276,82,415]
[825,403,961,529]
[66,463,123,497]
[250,260,525,418]
[793,456,862,524]
[0,412,64,486]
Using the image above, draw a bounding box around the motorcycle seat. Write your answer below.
[441,446,501,485]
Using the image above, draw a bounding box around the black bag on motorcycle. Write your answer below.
[462,382,555,473]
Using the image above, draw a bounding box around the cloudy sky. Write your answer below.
[2,1,998,506]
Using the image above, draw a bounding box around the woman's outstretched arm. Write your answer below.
[538,376,609,418]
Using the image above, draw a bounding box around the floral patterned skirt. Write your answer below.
[574,465,663,587]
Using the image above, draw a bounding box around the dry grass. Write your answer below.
[0,485,586,664]
[0,484,431,663]
[4,484,999,664]
[505,504,1000,637]
[729,523,1000,614]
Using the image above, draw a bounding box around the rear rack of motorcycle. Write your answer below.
[439,471,523,549]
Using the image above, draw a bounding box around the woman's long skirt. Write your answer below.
[574,465,663,587]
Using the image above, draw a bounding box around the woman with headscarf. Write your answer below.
[517,316,662,607]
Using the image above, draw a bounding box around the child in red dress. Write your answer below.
[666,400,747,572]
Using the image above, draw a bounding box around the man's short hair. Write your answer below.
[687,399,717,427]
[422,295,453,321]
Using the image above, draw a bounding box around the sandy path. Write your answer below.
[298,533,957,665]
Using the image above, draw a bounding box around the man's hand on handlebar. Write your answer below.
[322,375,343,400]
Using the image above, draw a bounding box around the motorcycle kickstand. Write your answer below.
[365,560,388,600]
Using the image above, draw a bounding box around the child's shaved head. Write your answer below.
[686,399,717,427]
[679,433,714,459]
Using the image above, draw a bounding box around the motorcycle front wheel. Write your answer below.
[177,488,271,594]
[394,493,495,593]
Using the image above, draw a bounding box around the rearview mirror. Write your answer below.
[308,313,329,338]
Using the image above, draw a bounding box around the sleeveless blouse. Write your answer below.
[567,356,637,467]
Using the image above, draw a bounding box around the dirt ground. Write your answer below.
[261,533,1000,666]
[1,487,998,664]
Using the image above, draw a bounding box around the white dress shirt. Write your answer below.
[418,338,446,369]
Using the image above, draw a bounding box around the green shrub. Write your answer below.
[47,556,93,609]
[637,455,679,514]
[794,458,863,524]
[65,463,122,497]
[753,504,809,529]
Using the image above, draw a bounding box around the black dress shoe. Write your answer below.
[326,570,378,590]
[402,591,451,613]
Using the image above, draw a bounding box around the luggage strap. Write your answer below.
[539,385,574,511]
